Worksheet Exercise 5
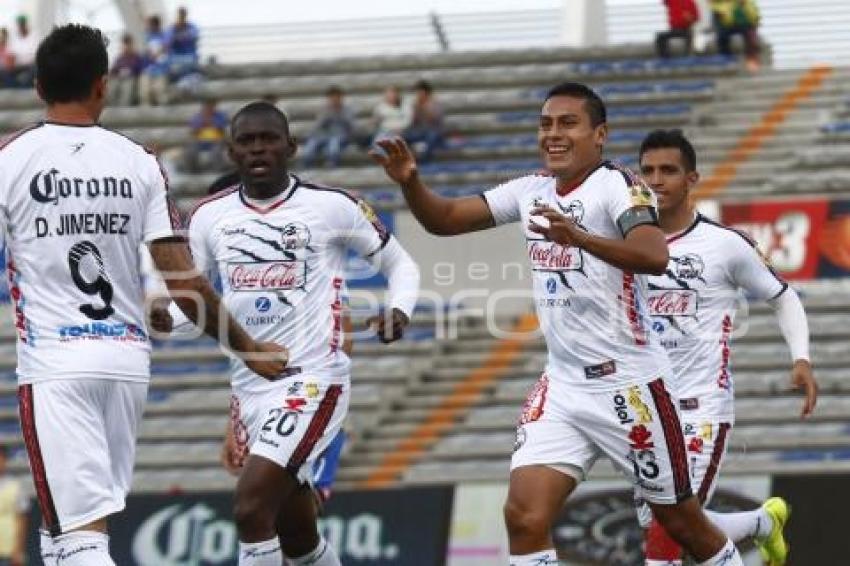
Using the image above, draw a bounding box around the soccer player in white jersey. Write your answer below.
[0,25,288,566]
[174,101,420,566]
[373,82,747,566]
[637,129,818,566]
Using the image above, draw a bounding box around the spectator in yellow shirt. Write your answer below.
[710,0,761,71]
[0,445,28,566]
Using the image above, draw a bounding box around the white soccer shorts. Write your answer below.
[511,374,692,505]
[18,379,147,535]
[636,414,733,527]
[231,377,349,484]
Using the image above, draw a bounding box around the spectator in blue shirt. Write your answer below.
[139,15,170,105]
[165,6,200,80]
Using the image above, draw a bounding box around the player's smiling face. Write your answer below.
[640,148,697,214]
[229,112,296,195]
[538,95,606,182]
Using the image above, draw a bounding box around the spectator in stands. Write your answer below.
[710,0,761,71]
[372,85,411,141]
[0,28,14,88]
[8,15,36,88]
[139,15,170,105]
[301,85,356,167]
[403,79,444,163]
[165,7,201,83]
[0,445,28,566]
[656,0,700,58]
[110,33,144,106]
[183,98,229,173]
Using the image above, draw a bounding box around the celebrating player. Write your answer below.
[372,82,747,565]
[0,25,287,566]
[168,101,419,566]
[637,129,817,566]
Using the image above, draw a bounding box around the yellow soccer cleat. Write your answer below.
[756,497,791,566]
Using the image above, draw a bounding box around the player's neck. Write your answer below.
[659,204,696,235]
[554,159,602,194]
[45,102,100,126]
[242,174,290,201]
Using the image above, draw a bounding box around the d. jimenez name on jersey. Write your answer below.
[35,212,131,238]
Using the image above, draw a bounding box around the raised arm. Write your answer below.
[371,137,494,236]
[148,238,288,379]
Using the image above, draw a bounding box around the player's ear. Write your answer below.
[93,75,108,102]
[227,140,237,163]
[594,122,608,148]
[285,135,298,160]
[34,78,45,102]
[686,169,700,189]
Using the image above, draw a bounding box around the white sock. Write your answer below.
[54,531,115,566]
[696,539,743,566]
[286,536,341,566]
[705,508,773,542]
[646,560,683,565]
[239,538,283,566]
[510,549,559,565]
[40,530,57,566]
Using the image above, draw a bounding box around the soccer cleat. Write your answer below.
[755,497,791,566]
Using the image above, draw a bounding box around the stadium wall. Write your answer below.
[26,475,850,565]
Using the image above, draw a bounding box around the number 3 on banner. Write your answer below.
[68,240,115,320]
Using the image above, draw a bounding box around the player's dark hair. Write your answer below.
[544,82,606,127]
[36,24,108,105]
[231,101,290,137]
[639,129,697,172]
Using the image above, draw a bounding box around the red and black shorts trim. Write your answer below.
[648,378,693,503]
[286,384,343,477]
[697,422,731,504]
[18,385,61,536]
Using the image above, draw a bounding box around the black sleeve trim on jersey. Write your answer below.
[364,233,393,259]
[769,282,789,300]
[616,205,658,237]
[700,215,788,286]
[478,192,499,223]
[149,235,188,244]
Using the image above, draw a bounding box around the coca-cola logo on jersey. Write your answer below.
[648,289,698,316]
[227,261,305,291]
[528,242,583,272]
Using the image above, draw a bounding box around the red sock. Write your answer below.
[645,518,683,561]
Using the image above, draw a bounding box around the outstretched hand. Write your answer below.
[366,308,410,344]
[369,137,419,186]
[220,422,244,476]
[243,341,290,381]
[790,359,818,419]
[528,205,587,247]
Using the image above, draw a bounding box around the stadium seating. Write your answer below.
[2,44,850,493]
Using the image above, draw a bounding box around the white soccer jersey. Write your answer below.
[648,214,787,420]
[483,161,669,391]
[0,123,179,384]
[188,175,392,393]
